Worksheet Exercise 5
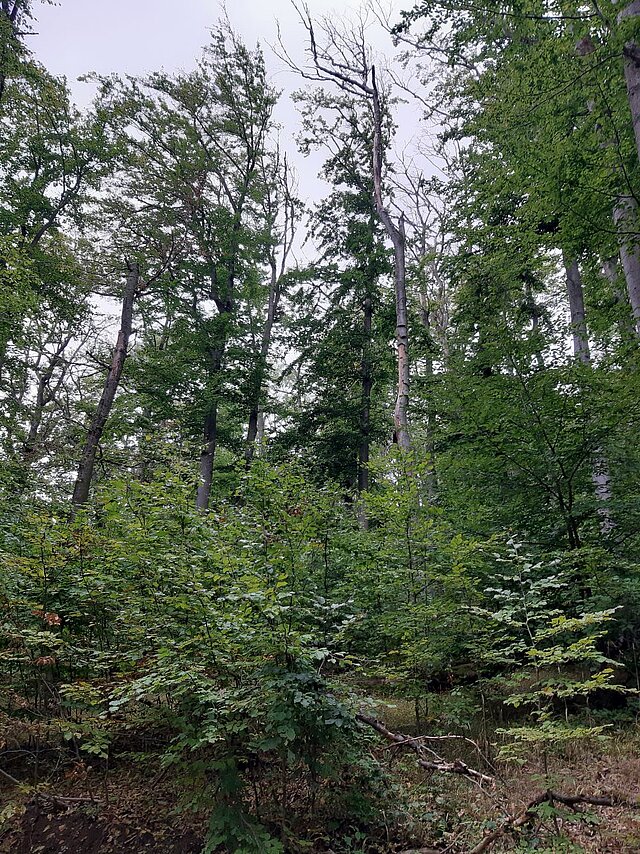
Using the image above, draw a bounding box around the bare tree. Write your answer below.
[280,2,411,449]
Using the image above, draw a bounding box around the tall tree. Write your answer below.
[284,5,412,449]
[71,260,139,507]
[97,25,279,508]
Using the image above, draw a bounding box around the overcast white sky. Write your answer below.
[26,0,415,217]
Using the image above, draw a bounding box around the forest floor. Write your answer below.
[2,703,640,852]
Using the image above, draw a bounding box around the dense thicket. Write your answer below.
[2,2,640,852]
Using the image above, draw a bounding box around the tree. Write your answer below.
[284,4,412,449]
[71,260,139,507]
[95,24,280,508]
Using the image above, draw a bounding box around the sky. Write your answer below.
[26,0,413,220]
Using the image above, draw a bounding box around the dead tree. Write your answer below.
[281,2,411,449]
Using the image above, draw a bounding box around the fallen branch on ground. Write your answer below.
[36,793,102,803]
[0,767,23,787]
[469,788,636,853]
[355,713,494,786]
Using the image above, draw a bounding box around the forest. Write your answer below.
[2,0,640,851]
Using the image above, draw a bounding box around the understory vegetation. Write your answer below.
[3,1,640,852]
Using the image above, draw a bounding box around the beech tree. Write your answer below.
[95,26,281,507]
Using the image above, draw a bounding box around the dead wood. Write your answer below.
[469,788,635,853]
[355,713,494,786]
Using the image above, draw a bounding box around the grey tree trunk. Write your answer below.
[602,254,638,345]
[613,196,640,336]
[358,292,373,496]
[620,2,640,167]
[562,253,591,364]
[418,288,438,501]
[196,401,219,510]
[562,254,615,535]
[196,342,225,510]
[195,217,242,510]
[356,291,373,531]
[244,258,280,466]
[371,67,410,450]
[71,260,139,508]
[23,333,71,462]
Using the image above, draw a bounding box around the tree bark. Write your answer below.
[23,333,71,462]
[371,67,410,450]
[562,254,615,535]
[418,289,438,500]
[613,196,640,336]
[562,253,590,364]
[620,2,640,168]
[196,342,224,510]
[71,260,139,508]
[358,292,373,496]
[196,405,218,510]
[244,258,280,466]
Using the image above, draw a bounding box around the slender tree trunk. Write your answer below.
[524,279,545,370]
[244,259,280,466]
[23,335,71,461]
[592,455,615,535]
[562,254,615,535]
[356,292,373,532]
[197,405,218,510]
[562,253,590,364]
[71,260,139,508]
[603,254,638,345]
[418,289,438,500]
[195,181,250,509]
[613,196,640,336]
[358,292,373,496]
[371,67,410,450]
[196,343,225,510]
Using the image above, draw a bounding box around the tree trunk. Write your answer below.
[371,67,410,450]
[358,292,373,495]
[244,258,280,466]
[620,2,640,167]
[613,196,640,336]
[23,334,71,462]
[592,454,615,535]
[562,254,615,535]
[418,289,438,500]
[71,260,139,508]
[562,253,590,364]
[196,342,225,510]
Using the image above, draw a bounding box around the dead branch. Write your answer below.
[469,788,636,853]
[356,713,494,786]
